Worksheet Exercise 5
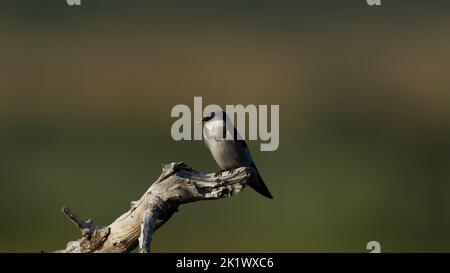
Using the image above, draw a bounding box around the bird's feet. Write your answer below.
[214,170,225,177]
[214,168,236,178]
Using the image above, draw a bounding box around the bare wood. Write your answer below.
[55,162,255,253]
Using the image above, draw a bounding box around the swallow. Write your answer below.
[201,110,273,199]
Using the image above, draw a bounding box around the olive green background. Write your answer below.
[1,0,450,252]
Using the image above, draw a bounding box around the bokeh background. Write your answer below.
[1,0,450,252]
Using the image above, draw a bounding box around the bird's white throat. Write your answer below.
[203,119,233,140]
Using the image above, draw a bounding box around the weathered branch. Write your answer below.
[55,162,255,253]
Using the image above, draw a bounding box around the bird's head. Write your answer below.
[202,110,227,124]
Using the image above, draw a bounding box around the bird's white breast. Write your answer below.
[203,119,251,170]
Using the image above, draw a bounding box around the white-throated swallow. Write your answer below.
[202,111,273,199]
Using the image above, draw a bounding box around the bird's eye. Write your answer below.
[202,112,215,122]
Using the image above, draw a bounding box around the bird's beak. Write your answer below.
[199,116,211,124]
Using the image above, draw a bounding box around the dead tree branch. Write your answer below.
[54,162,255,253]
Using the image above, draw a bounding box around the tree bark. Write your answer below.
[54,162,255,253]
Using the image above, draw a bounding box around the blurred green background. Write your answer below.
[1,0,450,252]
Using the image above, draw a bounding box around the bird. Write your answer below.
[201,110,273,199]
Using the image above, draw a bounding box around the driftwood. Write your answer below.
[55,162,255,253]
